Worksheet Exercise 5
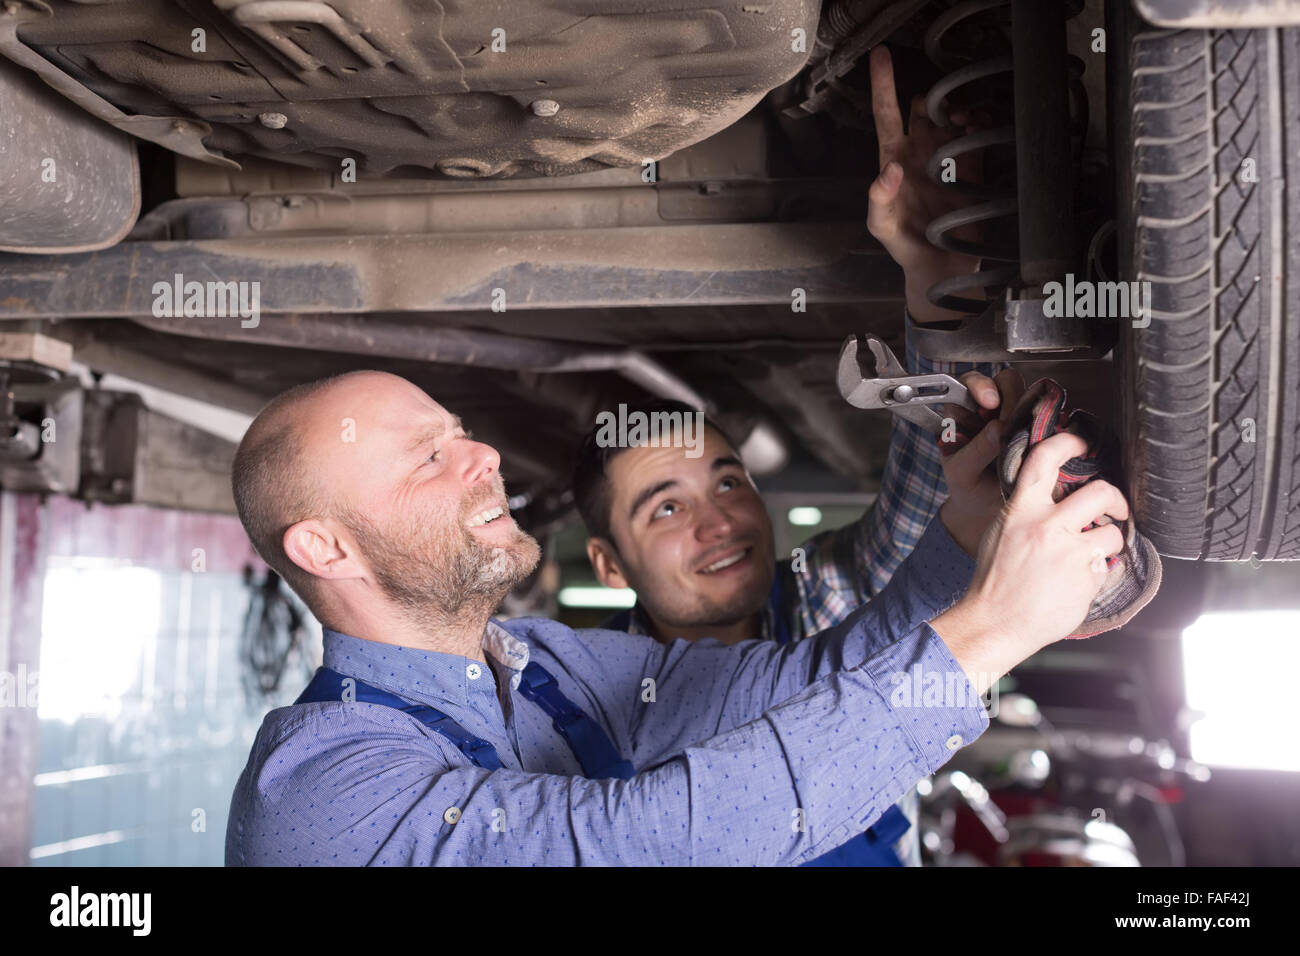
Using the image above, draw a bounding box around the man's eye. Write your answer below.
[718,476,739,493]
[651,501,678,521]
[428,446,441,462]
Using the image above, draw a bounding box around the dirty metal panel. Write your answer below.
[80,390,239,514]
[0,222,903,317]
[12,0,820,177]
[0,56,139,252]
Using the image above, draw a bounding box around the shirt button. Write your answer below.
[443,807,461,825]
[945,734,963,751]
[466,663,482,681]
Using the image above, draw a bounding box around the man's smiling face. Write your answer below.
[596,425,776,635]
[298,371,540,620]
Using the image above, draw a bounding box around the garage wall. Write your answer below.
[0,491,43,867]
[0,489,319,866]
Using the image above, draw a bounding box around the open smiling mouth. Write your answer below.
[697,547,752,575]
[466,504,508,529]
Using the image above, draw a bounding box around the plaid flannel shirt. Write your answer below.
[615,311,1002,864]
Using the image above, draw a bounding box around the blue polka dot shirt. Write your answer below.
[224,516,989,865]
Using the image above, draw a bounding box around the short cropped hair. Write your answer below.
[571,398,735,547]
[231,375,349,606]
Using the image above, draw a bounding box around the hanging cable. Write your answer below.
[239,566,313,703]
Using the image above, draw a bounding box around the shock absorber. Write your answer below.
[921,0,1088,330]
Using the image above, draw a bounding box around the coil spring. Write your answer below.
[922,0,1088,314]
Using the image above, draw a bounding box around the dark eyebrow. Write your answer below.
[627,456,744,522]
[628,479,677,523]
[406,415,464,455]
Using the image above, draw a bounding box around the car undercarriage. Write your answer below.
[4,0,1297,560]
[2,0,1299,872]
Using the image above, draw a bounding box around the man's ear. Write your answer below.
[283,519,363,583]
[586,537,631,591]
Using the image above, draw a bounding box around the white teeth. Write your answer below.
[701,550,745,573]
[468,505,505,528]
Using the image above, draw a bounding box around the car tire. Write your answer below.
[1114,13,1300,560]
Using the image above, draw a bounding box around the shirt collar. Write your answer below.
[484,619,530,687]
[320,619,531,710]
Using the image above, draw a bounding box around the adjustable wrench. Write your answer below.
[837,333,979,437]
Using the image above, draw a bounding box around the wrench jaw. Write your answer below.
[865,335,908,380]
[836,335,871,406]
[837,336,890,410]
[837,334,900,401]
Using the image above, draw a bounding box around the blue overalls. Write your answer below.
[296,632,909,866]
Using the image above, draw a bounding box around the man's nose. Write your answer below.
[460,439,501,487]
[694,499,734,540]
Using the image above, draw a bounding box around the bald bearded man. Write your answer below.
[224,369,1130,866]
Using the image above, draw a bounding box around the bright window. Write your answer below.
[1181,611,1300,772]
[38,559,162,723]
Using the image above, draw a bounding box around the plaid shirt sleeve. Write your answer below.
[789,311,1005,641]
[785,312,1004,869]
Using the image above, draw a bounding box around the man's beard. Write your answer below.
[653,579,768,633]
[621,543,773,635]
[338,485,541,628]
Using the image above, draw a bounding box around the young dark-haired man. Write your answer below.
[570,46,1019,865]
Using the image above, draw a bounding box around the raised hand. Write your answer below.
[867,45,984,322]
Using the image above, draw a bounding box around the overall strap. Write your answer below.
[517,662,636,781]
[599,607,635,632]
[295,667,504,770]
[801,804,910,867]
[296,665,635,781]
[769,566,796,647]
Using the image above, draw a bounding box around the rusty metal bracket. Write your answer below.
[909,299,1116,363]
